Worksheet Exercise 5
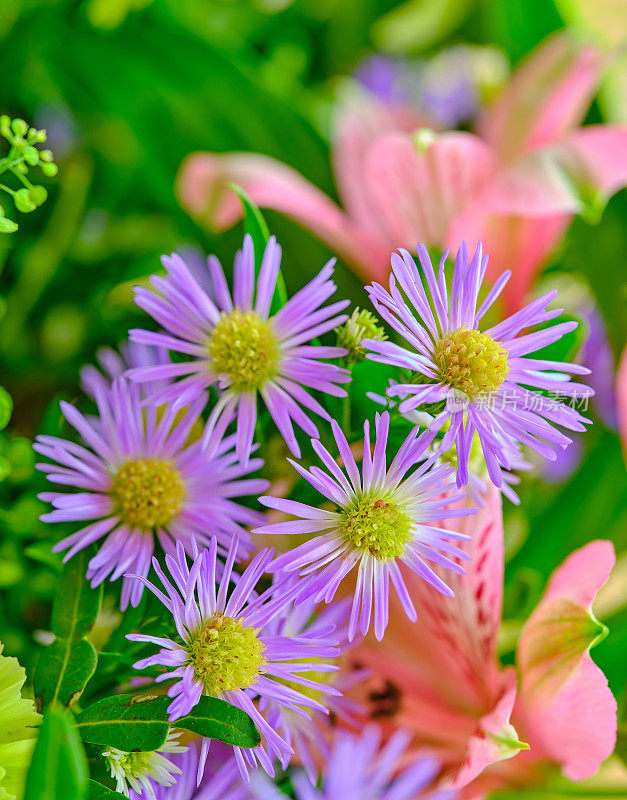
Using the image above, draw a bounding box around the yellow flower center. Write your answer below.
[186,615,266,694]
[433,326,509,397]
[209,309,279,391]
[341,496,413,561]
[112,458,185,530]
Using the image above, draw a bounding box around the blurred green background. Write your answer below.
[0,0,625,780]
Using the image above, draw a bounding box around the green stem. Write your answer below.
[0,156,24,175]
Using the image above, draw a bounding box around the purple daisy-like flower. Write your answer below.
[127,537,342,782]
[250,726,456,800]
[35,377,267,608]
[81,340,173,401]
[149,741,248,800]
[369,385,532,506]
[260,588,366,781]
[127,234,350,465]
[255,411,473,642]
[363,242,593,488]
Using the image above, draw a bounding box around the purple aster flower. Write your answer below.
[255,411,473,642]
[35,377,267,608]
[363,242,593,489]
[127,235,350,465]
[81,340,173,400]
[250,726,456,800]
[127,537,342,782]
[149,741,248,800]
[259,587,366,781]
[368,386,532,506]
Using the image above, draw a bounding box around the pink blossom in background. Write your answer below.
[177,33,627,313]
[345,487,616,799]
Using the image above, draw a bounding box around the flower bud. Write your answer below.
[335,308,387,366]
[11,118,28,136]
[14,188,36,213]
[23,146,39,166]
[39,149,54,162]
[29,185,47,206]
[41,162,58,177]
[0,217,18,233]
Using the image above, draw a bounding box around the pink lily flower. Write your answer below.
[177,33,627,313]
[344,487,617,798]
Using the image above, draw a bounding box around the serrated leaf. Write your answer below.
[76,693,260,751]
[35,551,102,707]
[88,780,127,799]
[24,704,88,800]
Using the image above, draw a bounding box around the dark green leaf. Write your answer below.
[36,637,98,710]
[88,780,127,800]
[35,551,102,707]
[24,705,88,800]
[76,693,260,751]
[178,695,261,748]
[76,694,170,752]
[51,550,102,639]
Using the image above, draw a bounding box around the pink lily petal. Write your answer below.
[517,540,617,781]
[481,125,627,217]
[364,130,496,249]
[176,151,389,283]
[332,93,428,231]
[447,206,569,314]
[455,669,528,788]
[481,32,603,162]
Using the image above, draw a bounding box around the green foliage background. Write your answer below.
[0,0,625,793]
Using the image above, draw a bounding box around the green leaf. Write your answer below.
[76,694,170,752]
[35,550,102,707]
[88,780,127,800]
[229,183,287,314]
[76,693,260,751]
[24,704,88,800]
[177,695,261,748]
[0,386,11,430]
[36,638,98,710]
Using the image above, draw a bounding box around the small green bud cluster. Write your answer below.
[0,115,58,233]
[335,308,387,366]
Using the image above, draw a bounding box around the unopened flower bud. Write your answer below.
[23,145,39,166]
[39,149,54,162]
[41,162,58,177]
[0,217,18,233]
[14,188,36,213]
[335,308,387,366]
[11,118,28,136]
[29,185,47,206]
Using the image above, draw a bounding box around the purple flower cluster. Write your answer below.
[34,232,593,797]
